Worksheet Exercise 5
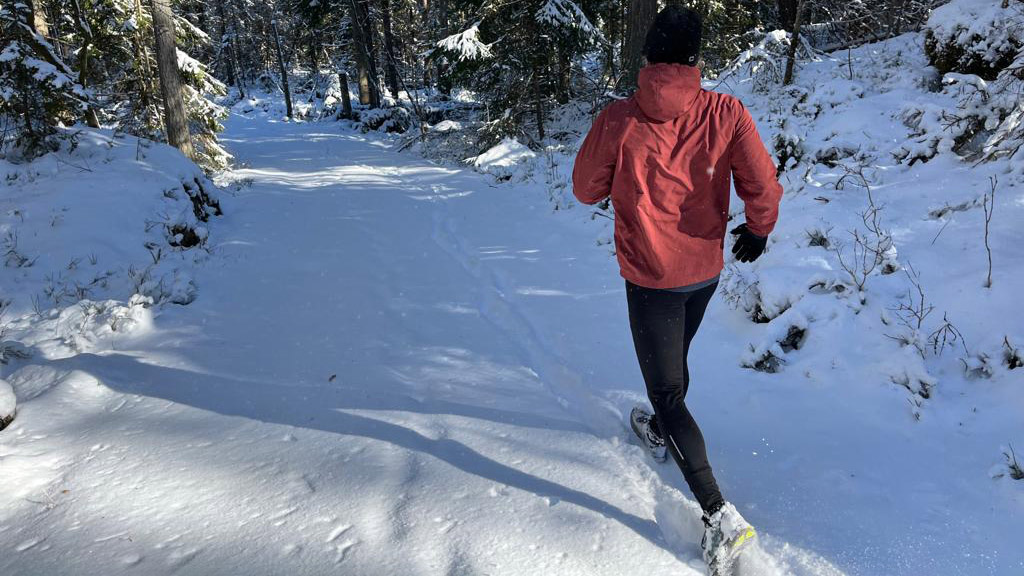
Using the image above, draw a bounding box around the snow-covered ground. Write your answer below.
[0,115,839,575]
[2,27,1022,576]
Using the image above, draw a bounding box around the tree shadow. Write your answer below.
[41,351,669,550]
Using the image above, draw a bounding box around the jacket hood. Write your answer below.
[634,63,702,122]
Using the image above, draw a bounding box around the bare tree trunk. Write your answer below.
[532,66,545,141]
[132,0,159,123]
[621,0,657,90]
[555,46,570,104]
[68,0,101,128]
[603,1,620,82]
[782,0,805,85]
[349,0,381,107]
[310,37,321,77]
[433,0,451,95]
[381,0,402,99]
[149,0,195,158]
[271,19,294,119]
[217,3,238,91]
[338,72,354,118]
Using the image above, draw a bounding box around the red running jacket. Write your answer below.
[572,63,783,289]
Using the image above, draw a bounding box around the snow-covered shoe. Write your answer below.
[702,502,757,576]
[630,406,667,463]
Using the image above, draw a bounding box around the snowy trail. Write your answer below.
[8,112,1002,575]
[0,115,719,575]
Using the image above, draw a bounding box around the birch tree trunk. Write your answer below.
[149,0,195,158]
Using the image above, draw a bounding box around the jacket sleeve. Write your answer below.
[730,103,783,237]
[572,107,618,205]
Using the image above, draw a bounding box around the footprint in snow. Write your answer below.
[166,547,202,568]
[326,523,352,543]
[15,537,43,552]
[334,539,358,564]
[269,505,299,524]
[281,544,302,557]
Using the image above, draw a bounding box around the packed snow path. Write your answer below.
[0,115,1013,575]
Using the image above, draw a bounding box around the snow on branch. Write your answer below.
[535,0,603,42]
[435,23,492,62]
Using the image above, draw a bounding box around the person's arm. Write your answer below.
[730,103,783,237]
[572,107,618,205]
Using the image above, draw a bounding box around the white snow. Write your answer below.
[0,23,1022,576]
[470,136,537,180]
[925,0,1023,53]
[435,23,492,62]
[535,0,602,41]
[0,116,846,576]
[0,379,14,427]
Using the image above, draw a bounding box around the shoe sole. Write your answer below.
[629,407,667,463]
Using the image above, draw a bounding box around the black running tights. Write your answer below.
[626,279,724,514]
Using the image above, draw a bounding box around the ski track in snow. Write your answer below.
[0,113,990,575]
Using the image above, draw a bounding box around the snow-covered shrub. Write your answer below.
[0,338,31,365]
[740,309,809,373]
[805,225,832,248]
[721,267,801,324]
[994,445,1024,480]
[961,353,995,380]
[923,0,1023,80]
[885,343,939,403]
[0,378,14,431]
[1009,448,1024,480]
[814,145,859,168]
[470,137,537,181]
[896,74,993,164]
[57,296,153,353]
[772,127,804,174]
[913,1,1024,167]
[1002,337,1022,370]
[153,174,221,251]
[720,31,794,94]
[359,106,413,133]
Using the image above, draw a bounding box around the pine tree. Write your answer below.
[432,0,601,141]
[0,3,89,159]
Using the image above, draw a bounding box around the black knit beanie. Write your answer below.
[643,5,703,66]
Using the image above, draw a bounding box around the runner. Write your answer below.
[572,5,784,573]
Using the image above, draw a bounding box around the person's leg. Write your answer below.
[626,280,724,514]
[681,282,718,397]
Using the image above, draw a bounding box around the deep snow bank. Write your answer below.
[0,127,223,418]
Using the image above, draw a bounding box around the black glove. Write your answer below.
[730,223,767,263]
